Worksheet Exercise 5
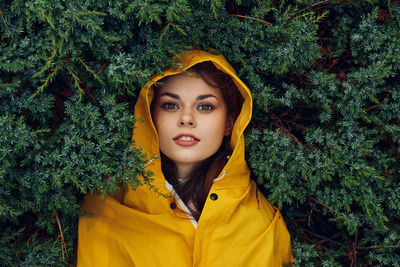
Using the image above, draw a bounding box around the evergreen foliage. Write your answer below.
[1,0,399,265]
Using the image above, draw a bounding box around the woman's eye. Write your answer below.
[162,103,179,110]
[198,104,214,111]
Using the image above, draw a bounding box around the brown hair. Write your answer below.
[151,61,244,221]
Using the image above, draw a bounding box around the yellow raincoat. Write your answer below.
[78,50,293,266]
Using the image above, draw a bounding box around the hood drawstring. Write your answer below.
[213,171,227,182]
[144,155,159,167]
[212,154,230,182]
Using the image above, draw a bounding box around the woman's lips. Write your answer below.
[173,134,200,146]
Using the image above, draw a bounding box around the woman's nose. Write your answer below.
[178,109,196,127]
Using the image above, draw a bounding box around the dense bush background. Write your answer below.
[1,0,399,265]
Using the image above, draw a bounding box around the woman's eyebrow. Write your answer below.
[196,94,217,100]
[159,93,217,100]
[159,92,180,99]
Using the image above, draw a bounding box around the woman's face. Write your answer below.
[152,72,233,178]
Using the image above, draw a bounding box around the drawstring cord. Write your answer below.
[213,170,227,182]
[144,155,159,167]
[212,154,230,182]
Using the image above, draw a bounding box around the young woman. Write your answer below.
[78,50,293,266]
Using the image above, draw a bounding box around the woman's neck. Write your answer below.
[175,162,199,180]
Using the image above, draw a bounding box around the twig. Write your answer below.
[17,228,40,260]
[159,22,187,41]
[0,8,14,40]
[297,226,336,252]
[220,14,272,26]
[66,61,84,99]
[294,222,400,250]
[40,7,55,29]
[309,196,350,222]
[365,97,388,111]
[310,10,329,26]
[284,119,308,131]
[72,177,86,194]
[272,121,310,152]
[296,223,346,247]
[77,56,104,85]
[316,231,343,245]
[295,0,332,15]
[0,80,21,87]
[299,222,400,250]
[30,57,67,100]
[352,235,358,267]
[355,244,400,250]
[96,60,110,75]
[55,213,69,261]
[290,11,315,22]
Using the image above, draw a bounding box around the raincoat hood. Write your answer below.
[78,49,293,267]
[132,49,252,192]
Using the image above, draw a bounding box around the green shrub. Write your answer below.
[1,0,399,265]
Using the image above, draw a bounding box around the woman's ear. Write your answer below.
[224,116,234,136]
